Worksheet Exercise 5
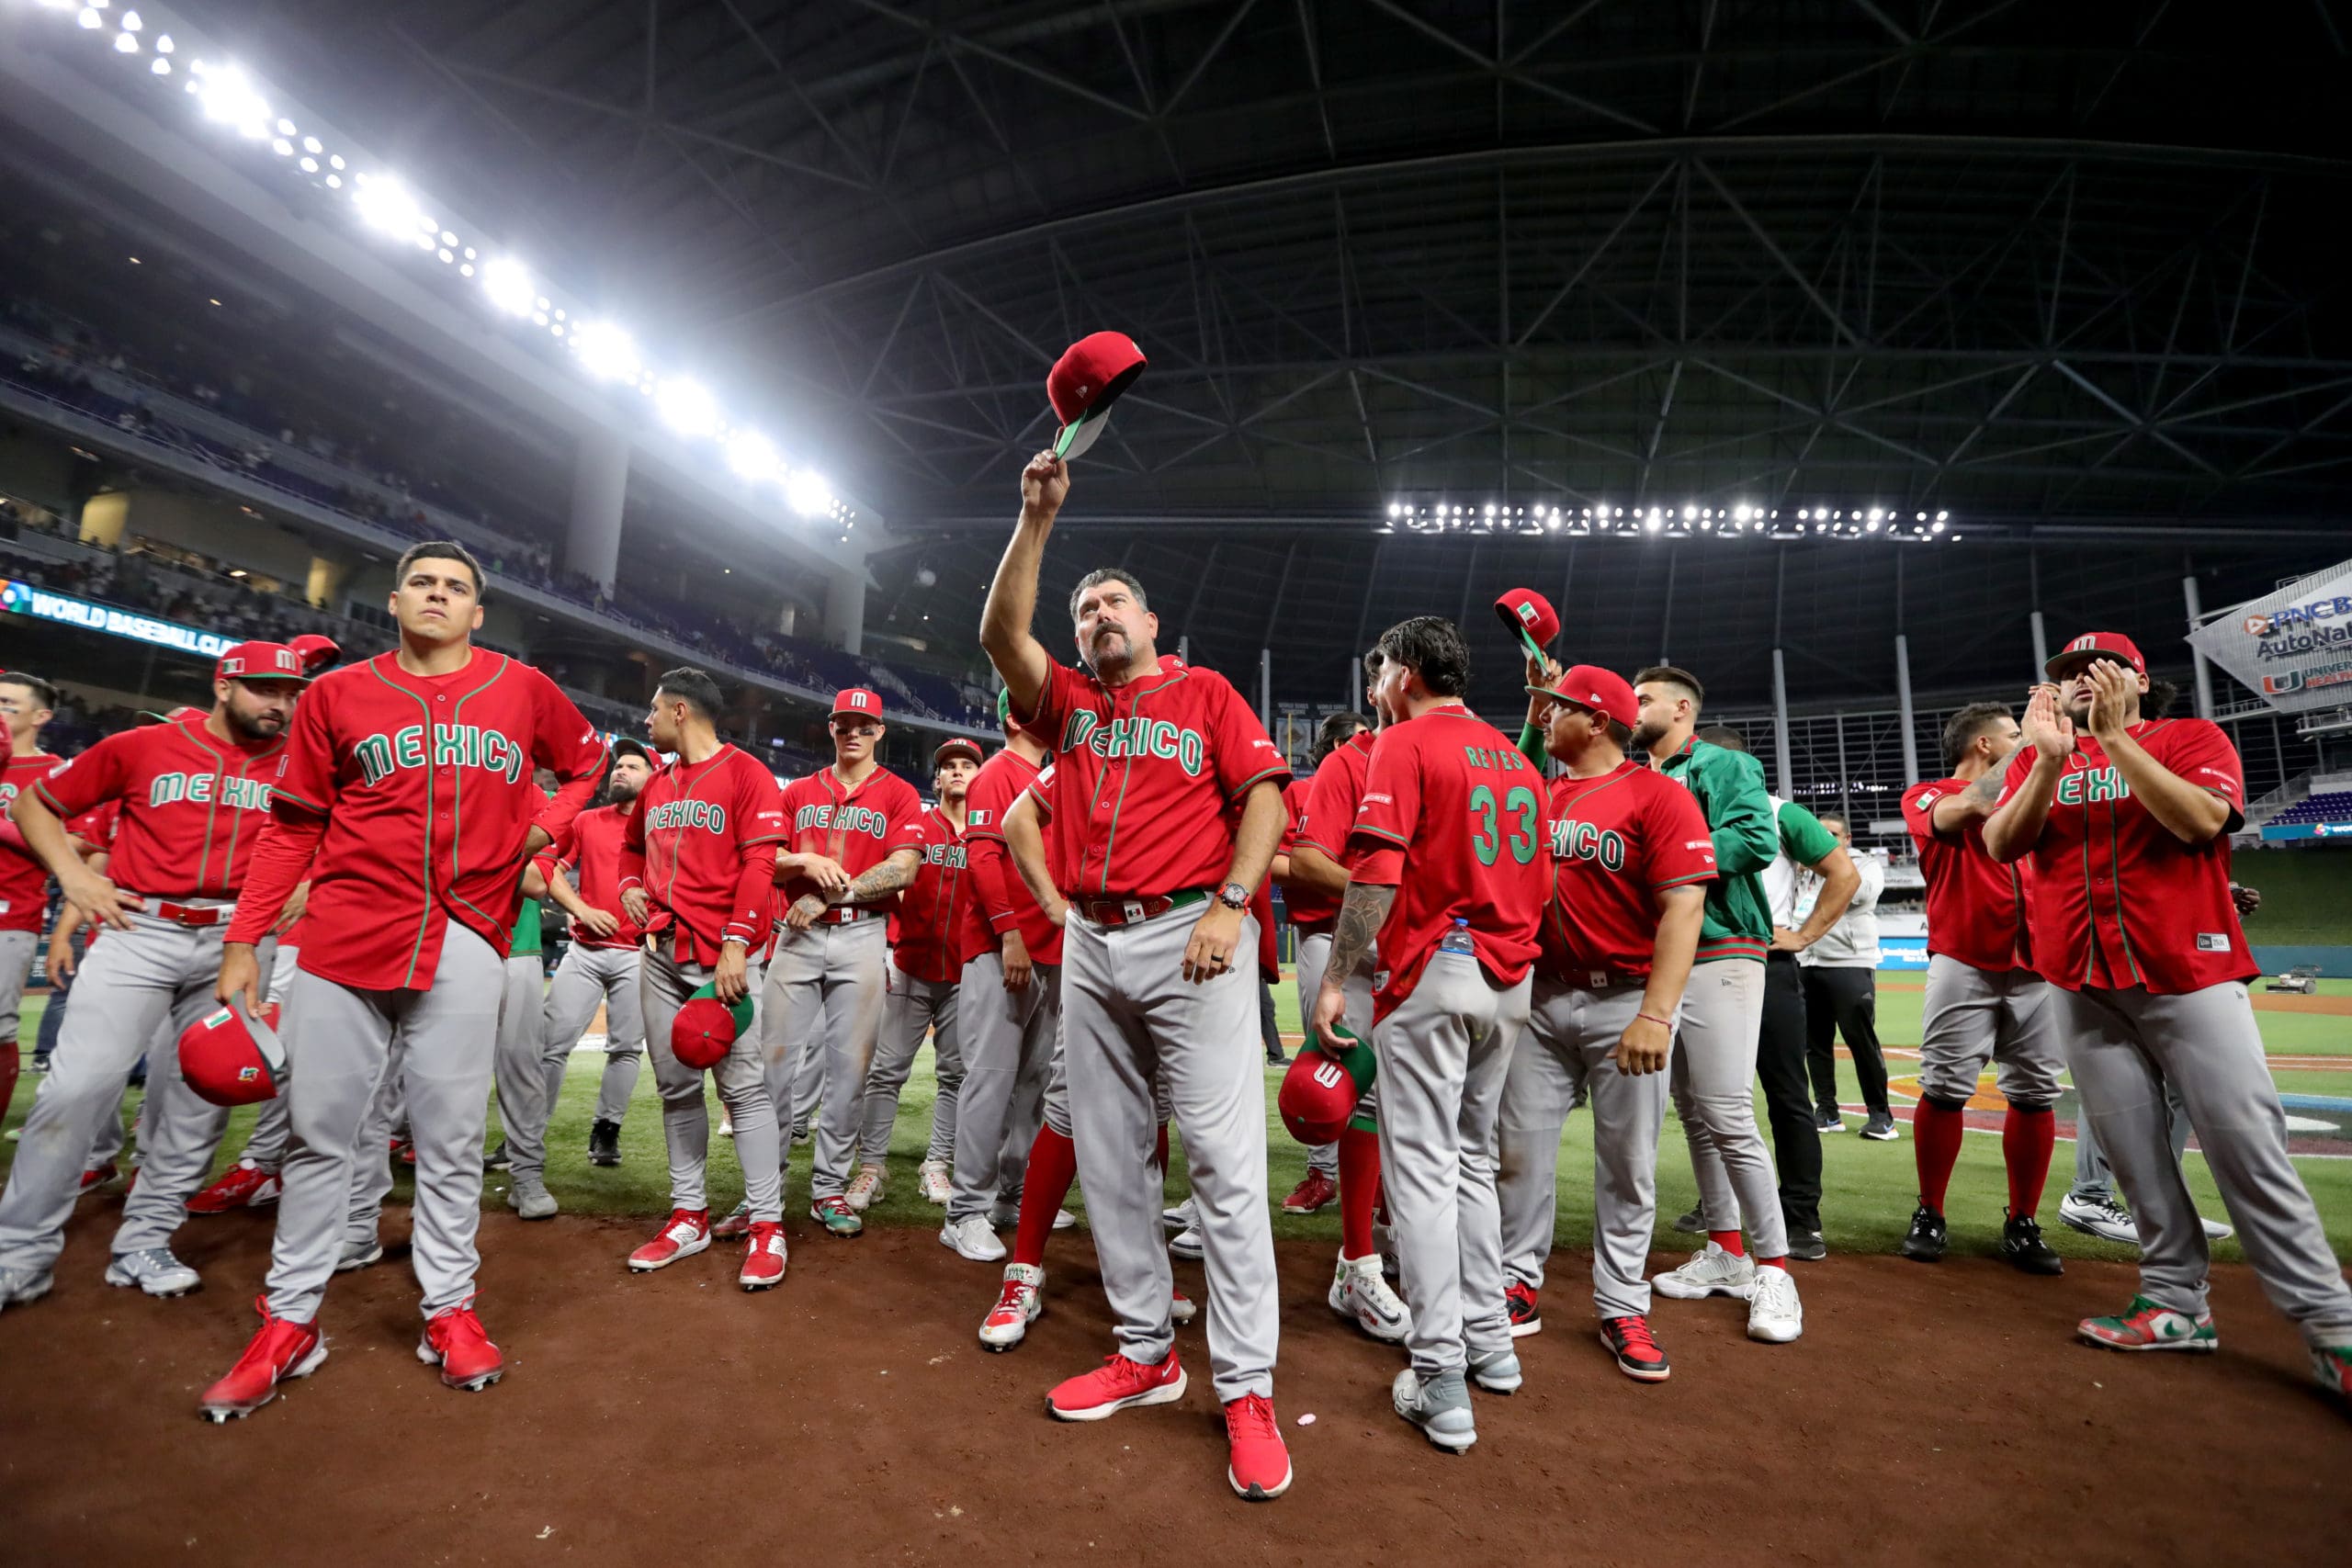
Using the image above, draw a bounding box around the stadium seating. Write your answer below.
[2266,791,2352,826]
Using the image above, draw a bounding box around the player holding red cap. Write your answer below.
[981,448,1295,1501]
[852,736,983,1209]
[617,667,790,1285]
[0,644,307,1311]
[1984,632,2352,1401]
[1308,616,1549,1453]
[196,542,605,1419]
[760,686,926,1239]
[1495,658,1713,1380]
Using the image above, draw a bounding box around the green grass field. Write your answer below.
[7,975,2347,1264]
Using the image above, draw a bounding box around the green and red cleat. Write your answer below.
[2077,1294,2217,1352]
[2312,1345,2351,1405]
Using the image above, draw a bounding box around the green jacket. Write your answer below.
[1657,738,1781,963]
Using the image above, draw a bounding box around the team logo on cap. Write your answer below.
[2067,634,2099,652]
[1516,603,1539,626]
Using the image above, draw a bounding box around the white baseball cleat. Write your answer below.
[941,1213,1008,1262]
[1746,1265,1804,1343]
[917,1159,953,1205]
[1169,1225,1205,1262]
[0,1266,55,1312]
[1052,1207,1078,1231]
[1170,1289,1198,1325]
[106,1247,200,1298]
[1393,1368,1476,1452]
[1652,1242,1757,1301]
[2199,1214,2235,1242]
[1328,1253,1411,1343]
[2058,1193,2138,1246]
[1468,1348,1522,1395]
[845,1167,885,1213]
[1162,1198,1195,1233]
[334,1236,384,1273]
[979,1262,1045,1350]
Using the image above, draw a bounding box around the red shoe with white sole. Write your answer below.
[1225,1393,1293,1500]
[418,1301,503,1392]
[1047,1350,1187,1421]
[1170,1290,1198,1325]
[980,1263,1045,1350]
[198,1297,325,1423]
[628,1209,711,1272]
[187,1161,282,1214]
[740,1222,787,1291]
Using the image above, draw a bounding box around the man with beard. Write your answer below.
[0,643,309,1307]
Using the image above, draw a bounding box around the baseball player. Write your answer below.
[853,737,981,1210]
[1308,616,1547,1452]
[943,697,1060,1262]
[0,647,306,1310]
[532,739,655,1171]
[195,542,605,1420]
[1898,702,2066,1272]
[761,688,925,1239]
[617,667,788,1283]
[1497,660,1713,1382]
[1630,668,1804,1344]
[979,450,1295,1503]
[1,671,67,1126]
[1984,633,2352,1402]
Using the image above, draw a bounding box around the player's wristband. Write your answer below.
[1637,1011,1671,1027]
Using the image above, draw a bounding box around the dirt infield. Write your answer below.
[3,1207,2345,1567]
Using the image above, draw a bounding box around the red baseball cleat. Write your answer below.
[1600,1314,1671,1382]
[1047,1350,1187,1421]
[77,1162,119,1195]
[627,1209,711,1272]
[1504,1279,1542,1337]
[1281,1168,1338,1214]
[980,1263,1045,1351]
[417,1300,503,1392]
[711,1200,753,1241]
[739,1222,787,1291]
[187,1161,282,1215]
[1224,1393,1293,1500]
[1170,1289,1198,1325]
[198,1296,325,1423]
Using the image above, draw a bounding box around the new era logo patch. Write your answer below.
[2195,933,2232,952]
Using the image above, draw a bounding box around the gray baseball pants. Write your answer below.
[1292,931,1378,1176]
[1064,906,1277,1404]
[232,942,306,1171]
[949,951,1057,1221]
[1498,979,1668,1319]
[1374,947,1531,1381]
[488,954,544,1166]
[536,942,646,1130]
[1671,958,1790,1258]
[640,945,779,1220]
[0,913,271,1275]
[2054,981,2352,1344]
[265,924,498,1321]
[1918,954,2065,1105]
[763,917,888,1201]
[2072,1085,2191,1204]
[858,963,962,1165]
[340,1046,413,1253]
[1,928,32,1059]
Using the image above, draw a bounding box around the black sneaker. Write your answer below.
[1784,1229,1827,1262]
[1670,1206,1704,1235]
[588,1119,622,1168]
[1901,1202,1948,1262]
[1860,1112,1899,1142]
[483,1140,512,1172]
[1815,1109,1846,1134]
[2000,1210,2064,1276]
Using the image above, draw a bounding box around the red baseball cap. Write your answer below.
[933,738,984,769]
[672,983,754,1071]
[1494,588,1560,659]
[215,640,311,684]
[179,998,288,1107]
[1047,332,1147,460]
[831,688,884,721]
[288,633,341,673]
[1279,1027,1379,1145]
[1529,663,1638,730]
[2046,631,2145,680]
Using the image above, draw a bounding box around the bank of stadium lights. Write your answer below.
[23,0,854,530]
[1380,500,1958,541]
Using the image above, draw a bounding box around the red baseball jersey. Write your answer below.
[226,649,605,989]
[892,806,970,985]
[777,765,926,910]
[1346,705,1550,1021]
[620,744,786,966]
[0,750,63,933]
[1016,655,1290,899]
[1278,778,1340,934]
[537,801,646,951]
[1902,776,2031,973]
[33,712,285,900]
[964,746,1062,966]
[1536,760,1716,982]
[1287,730,1375,934]
[1999,717,2256,994]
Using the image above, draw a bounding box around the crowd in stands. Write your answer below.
[2,298,991,728]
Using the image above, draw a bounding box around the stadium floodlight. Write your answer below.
[194,62,269,138]
[655,378,718,437]
[78,7,102,28]
[150,54,168,73]
[153,31,171,51]
[352,175,427,242]
[114,28,137,51]
[726,431,782,483]
[570,320,639,382]
[786,468,834,518]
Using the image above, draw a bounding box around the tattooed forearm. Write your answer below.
[1324,881,1396,983]
[1965,736,2029,806]
[837,851,918,905]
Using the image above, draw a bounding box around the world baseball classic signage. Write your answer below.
[2188,558,2352,714]
[0,579,237,660]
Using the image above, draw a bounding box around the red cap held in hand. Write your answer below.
[1047,332,1147,460]
[179,998,288,1107]
[672,983,754,1070]
[1493,589,1560,659]
[1279,1027,1380,1145]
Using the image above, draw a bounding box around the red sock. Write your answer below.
[1337,1127,1380,1259]
[1757,1256,1788,1271]
[1913,1099,1967,1213]
[1012,1127,1080,1268]
[1708,1229,1746,1258]
[2003,1104,2056,1219]
[0,1041,17,1126]
[1153,1121,1170,1179]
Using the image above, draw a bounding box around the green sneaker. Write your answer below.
[2312,1345,2351,1404]
[2077,1294,2217,1351]
[810,1196,864,1238]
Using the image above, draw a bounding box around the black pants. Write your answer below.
[1803,965,1889,1117]
[1259,977,1284,1060]
[1758,953,1822,1232]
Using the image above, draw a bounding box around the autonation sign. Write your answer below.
[0,580,236,660]
[2190,558,2352,715]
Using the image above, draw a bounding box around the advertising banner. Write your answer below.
[2188,558,2352,713]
